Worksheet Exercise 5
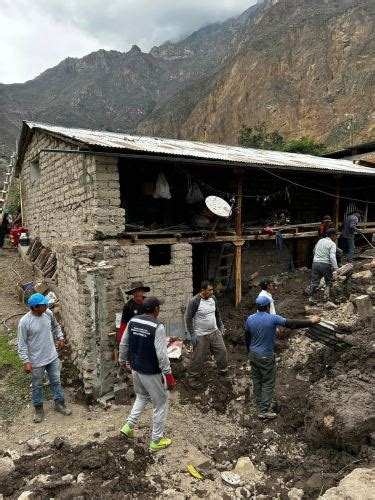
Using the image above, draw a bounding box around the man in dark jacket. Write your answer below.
[118,281,150,344]
[245,295,320,420]
[341,211,362,263]
[119,296,176,452]
[186,281,228,384]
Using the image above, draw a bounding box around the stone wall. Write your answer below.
[20,131,125,247]
[56,240,192,396]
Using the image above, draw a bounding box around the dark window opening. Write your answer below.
[148,245,171,266]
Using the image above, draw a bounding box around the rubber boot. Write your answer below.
[323,285,331,302]
[33,405,44,423]
[54,400,72,416]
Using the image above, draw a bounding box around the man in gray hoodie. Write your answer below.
[17,293,71,423]
[185,281,228,385]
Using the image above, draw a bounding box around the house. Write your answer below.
[15,121,375,396]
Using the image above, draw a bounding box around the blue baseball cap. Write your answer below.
[255,295,271,307]
[28,293,49,308]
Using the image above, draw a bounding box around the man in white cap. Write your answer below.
[17,293,71,423]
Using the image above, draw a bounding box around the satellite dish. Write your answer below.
[205,196,232,218]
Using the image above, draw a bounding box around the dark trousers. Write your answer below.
[249,351,276,413]
[188,330,228,378]
[310,262,333,296]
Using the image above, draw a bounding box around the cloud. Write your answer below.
[0,0,256,84]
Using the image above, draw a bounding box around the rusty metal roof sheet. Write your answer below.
[23,121,375,176]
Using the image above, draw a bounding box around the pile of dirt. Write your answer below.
[1,436,156,498]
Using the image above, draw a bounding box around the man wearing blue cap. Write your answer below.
[245,295,320,420]
[17,293,71,423]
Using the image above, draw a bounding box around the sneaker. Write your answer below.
[149,437,172,452]
[54,400,72,416]
[33,405,44,423]
[120,423,134,438]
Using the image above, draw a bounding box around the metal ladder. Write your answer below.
[0,153,16,217]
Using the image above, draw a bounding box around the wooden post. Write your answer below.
[333,176,341,228]
[234,174,244,307]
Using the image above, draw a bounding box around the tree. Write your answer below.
[238,122,285,150]
[283,137,325,155]
[238,122,325,155]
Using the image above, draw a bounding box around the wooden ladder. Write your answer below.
[0,153,16,217]
[214,243,235,284]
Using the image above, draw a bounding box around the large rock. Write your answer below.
[320,468,375,499]
[355,295,373,320]
[351,270,372,280]
[0,457,15,479]
[234,456,263,484]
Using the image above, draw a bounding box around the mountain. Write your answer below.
[0,0,374,162]
[138,0,375,146]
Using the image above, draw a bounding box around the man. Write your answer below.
[309,228,339,304]
[245,295,320,420]
[341,210,362,263]
[118,281,150,344]
[17,293,71,423]
[119,296,175,452]
[257,277,276,314]
[186,281,228,384]
[318,215,333,239]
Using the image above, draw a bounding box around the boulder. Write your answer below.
[320,468,375,499]
[351,270,372,280]
[0,457,15,479]
[17,492,35,500]
[288,488,304,500]
[27,438,42,451]
[355,295,373,320]
[234,456,263,484]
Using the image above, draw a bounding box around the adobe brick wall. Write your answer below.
[20,131,125,247]
[55,240,192,396]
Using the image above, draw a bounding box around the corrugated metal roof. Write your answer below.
[23,121,375,176]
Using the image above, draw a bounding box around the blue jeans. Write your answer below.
[32,357,64,406]
[345,238,355,262]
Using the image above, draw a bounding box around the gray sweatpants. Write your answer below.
[127,371,169,443]
[188,329,228,378]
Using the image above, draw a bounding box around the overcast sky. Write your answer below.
[0,0,256,84]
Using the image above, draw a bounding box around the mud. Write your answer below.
[0,251,374,498]
[1,437,155,499]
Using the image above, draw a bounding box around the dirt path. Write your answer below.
[0,249,374,499]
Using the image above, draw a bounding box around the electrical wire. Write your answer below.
[3,313,24,335]
[180,164,375,205]
[257,166,375,205]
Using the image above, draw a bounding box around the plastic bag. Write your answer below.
[153,172,171,199]
[186,180,204,203]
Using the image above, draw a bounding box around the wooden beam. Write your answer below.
[333,176,341,228]
[234,175,244,307]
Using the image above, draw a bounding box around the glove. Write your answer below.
[165,373,176,391]
[190,335,198,347]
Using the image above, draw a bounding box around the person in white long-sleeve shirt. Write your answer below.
[257,278,276,314]
[17,293,71,423]
[309,228,339,303]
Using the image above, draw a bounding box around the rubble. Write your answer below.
[234,456,263,484]
[0,457,15,479]
[351,270,373,280]
[320,468,375,499]
[355,295,374,319]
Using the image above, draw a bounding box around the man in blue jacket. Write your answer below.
[245,296,320,420]
[119,296,176,452]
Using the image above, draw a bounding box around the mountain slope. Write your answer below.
[138,0,375,146]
